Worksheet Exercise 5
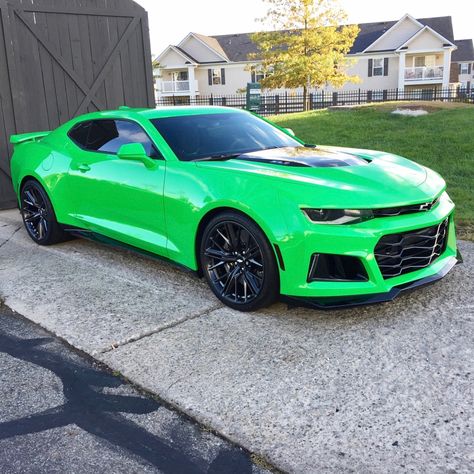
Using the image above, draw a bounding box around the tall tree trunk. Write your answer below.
[303,84,308,112]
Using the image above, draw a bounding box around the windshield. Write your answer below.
[150,112,300,161]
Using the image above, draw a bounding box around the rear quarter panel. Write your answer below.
[10,137,74,224]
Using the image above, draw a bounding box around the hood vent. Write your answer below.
[238,147,369,168]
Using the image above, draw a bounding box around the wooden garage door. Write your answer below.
[0,0,154,209]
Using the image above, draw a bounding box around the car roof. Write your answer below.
[71,106,246,123]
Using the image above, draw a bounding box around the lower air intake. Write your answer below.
[308,253,368,282]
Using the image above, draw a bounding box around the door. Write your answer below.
[66,119,167,256]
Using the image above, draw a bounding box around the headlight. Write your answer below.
[302,208,373,224]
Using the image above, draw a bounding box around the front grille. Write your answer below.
[372,197,440,218]
[374,218,449,278]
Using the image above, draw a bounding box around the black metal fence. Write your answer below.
[156,86,474,116]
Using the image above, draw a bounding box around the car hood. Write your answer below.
[196,146,445,207]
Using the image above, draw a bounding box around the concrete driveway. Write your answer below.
[0,304,268,473]
[1,208,473,473]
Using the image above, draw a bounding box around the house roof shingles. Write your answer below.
[452,39,474,62]
[205,16,457,62]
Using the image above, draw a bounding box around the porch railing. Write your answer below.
[405,66,444,81]
[161,80,198,93]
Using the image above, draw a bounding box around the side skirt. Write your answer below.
[62,226,198,277]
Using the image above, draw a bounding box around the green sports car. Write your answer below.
[10,106,459,311]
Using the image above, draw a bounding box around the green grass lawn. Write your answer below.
[271,102,474,239]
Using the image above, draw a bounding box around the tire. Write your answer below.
[199,211,279,311]
[20,179,70,245]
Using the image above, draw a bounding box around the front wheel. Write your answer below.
[200,212,279,311]
[20,180,70,245]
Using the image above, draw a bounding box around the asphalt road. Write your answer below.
[1,209,473,473]
[0,304,269,474]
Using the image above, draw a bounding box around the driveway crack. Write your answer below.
[0,226,22,250]
[99,303,223,354]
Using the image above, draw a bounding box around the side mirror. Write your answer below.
[284,128,295,136]
[117,143,157,169]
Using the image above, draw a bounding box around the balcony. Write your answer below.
[160,80,198,94]
[404,66,444,82]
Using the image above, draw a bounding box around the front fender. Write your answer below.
[163,161,289,270]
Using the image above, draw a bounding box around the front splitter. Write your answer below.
[282,255,460,310]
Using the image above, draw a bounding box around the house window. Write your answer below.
[372,58,384,76]
[212,69,221,85]
[172,71,188,81]
[208,68,226,86]
[414,55,436,68]
[460,63,469,74]
[251,67,265,83]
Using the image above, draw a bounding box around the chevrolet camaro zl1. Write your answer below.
[10,106,459,311]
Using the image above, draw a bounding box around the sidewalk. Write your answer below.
[1,209,473,473]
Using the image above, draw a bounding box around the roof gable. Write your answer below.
[178,33,229,63]
[363,14,422,52]
[192,33,229,60]
[155,45,197,67]
[396,25,455,51]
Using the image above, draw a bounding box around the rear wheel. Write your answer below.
[200,212,279,311]
[20,180,69,245]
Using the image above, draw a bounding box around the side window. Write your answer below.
[68,121,92,147]
[68,119,159,158]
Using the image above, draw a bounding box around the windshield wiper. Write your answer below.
[193,146,286,162]
[193,153,242,162]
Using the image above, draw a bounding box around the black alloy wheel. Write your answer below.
[200,212,279,311]
[20,180,69,245]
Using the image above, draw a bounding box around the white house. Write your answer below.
[153,14,465,101]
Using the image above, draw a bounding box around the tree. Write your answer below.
[250,0,359,110]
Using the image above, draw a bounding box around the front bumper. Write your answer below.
[278,192,458,304]
[282,254,459,309]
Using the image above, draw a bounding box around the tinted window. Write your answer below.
[68,119,158,157]
[150,112,300,161]
[68,121,91,147]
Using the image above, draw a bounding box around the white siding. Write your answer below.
[365,18,421,52]
[325,55,400,90]
[196,64,252,95]
[406,30,446,50]
[180,36,224,63]
[159,49,190,68]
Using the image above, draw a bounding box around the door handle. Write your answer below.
[78,163,91,173]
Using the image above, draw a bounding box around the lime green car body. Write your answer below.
[10,106,458,306]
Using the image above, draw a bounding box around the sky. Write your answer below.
[135,0,474,57]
